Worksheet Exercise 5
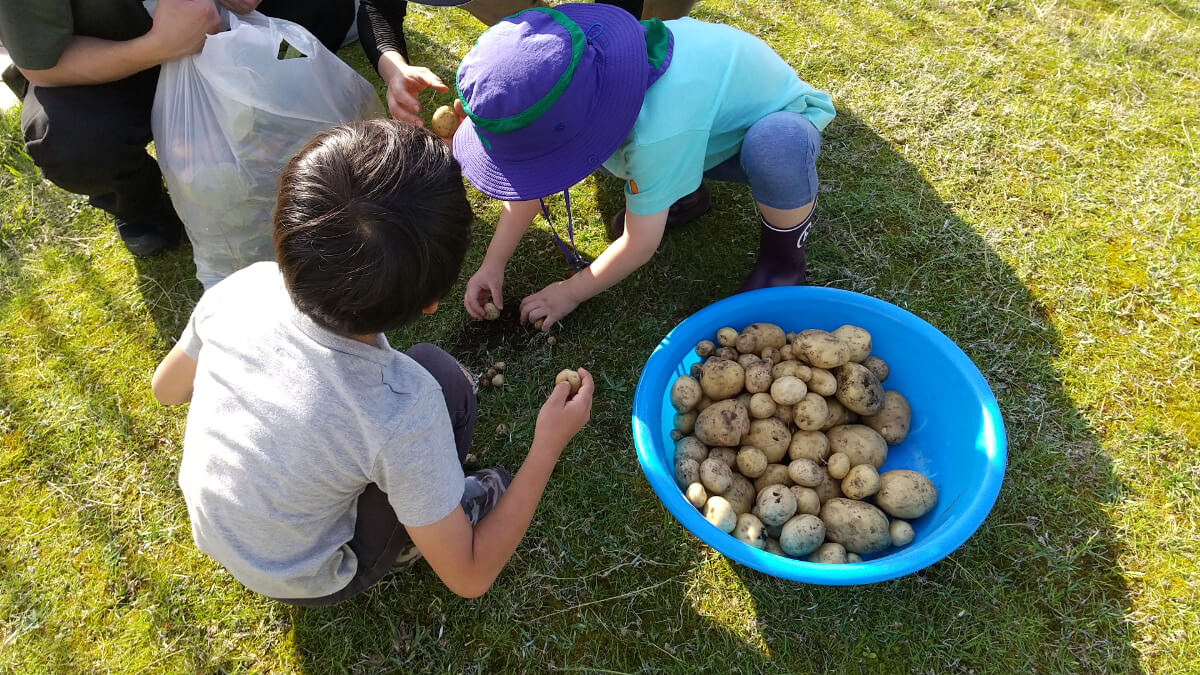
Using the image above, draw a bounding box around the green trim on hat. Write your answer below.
[642,18,670,70]
[457,7,586,135]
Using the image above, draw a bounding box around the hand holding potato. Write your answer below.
[520,281,580,332]
[534,368,593,451]
[464,263,505,320]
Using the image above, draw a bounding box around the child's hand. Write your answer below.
[464,264,505,319]
[534,368,594,450]
[520,281,580,331]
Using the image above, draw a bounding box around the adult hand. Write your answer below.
[149,0,221,61]
[520,281,579,332]
[534,368,594,449]
[464,263,504,320]
[378,54,449,126]
[215,0,261,13]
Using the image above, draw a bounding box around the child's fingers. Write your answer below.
[545,379,570,406]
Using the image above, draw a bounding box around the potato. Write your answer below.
[735,391,753,409]
[716,327,738,347]
[807,368,837,397]
[717,346,738,361]
[862,355,889,382]
[741,322,787,352]
[841,463,881,500]
[765,538,785,556]
[812,470,844,503]
[694,399,750,447]
[771,360,812,381]
[724,474,756,514]
[700,359,745,400]
[821,397,852,430]
[555,369,582,395]
[820,498,892,554]
[744,361,773,393]
[755,484,798,527]
[674,436,708,464]
[773,403,795,426]
[735,333,758,355]
[732,513,768,550]
[491,374,504,387]
[787,458,824,487]
[483,301,501,320]
[779,514,826,557]
[862,390,912,444]
[761,346,782,365]
[670,429,683,442]
[875,470,938,519]
[807,542,847,564]
[748,392,777,419]
[695,340,716,358]
[792,392,829,431]
[673,410,697,434]
[670,375,702,412]
[695,395,713,412]
[787,430,830,462]
[826,424,888,468]
[791,486,821,515]
[779,344,794,361]
[689,362,703,378]
[890,519,915,547]
[753,464,793,493]
[703,496,737,533]
[845,552,863,564]
[794,330,851,369]
[736,446,768,478]
[834,362,885,415]
[832,325,872,363]
[737,353,761,369]
[826,452,851,479]
[744,417,791,463]
[431,105,461,138]
[708,447,737,469]
[770,376,808,406]
[699,458,733,495]
[674,457,700,488]
[685,482,708,508]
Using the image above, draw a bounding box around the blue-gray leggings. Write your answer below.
[703,111,822,212]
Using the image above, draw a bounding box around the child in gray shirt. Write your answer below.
[152,119,594,605]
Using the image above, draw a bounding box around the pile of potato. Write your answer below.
[669,323,938,564]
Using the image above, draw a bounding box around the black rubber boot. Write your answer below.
[738,209,814,292]
[607,183,712,240]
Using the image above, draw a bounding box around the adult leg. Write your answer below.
[256,0,357,54]
[459,0,545,27]
[21,68,182,257]
[641,0,697,20]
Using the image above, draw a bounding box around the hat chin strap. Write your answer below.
[540,190,590,271]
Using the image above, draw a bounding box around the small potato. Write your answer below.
[431,105,461,137]
[792,392,829,431]
[696,340,716,358]
[674,457,700,488]
[846,552,863,564]
[717,346,738,360]
[834,362,885,416]
[703,496,737,533]
[735,333,757,355]
[773,403,794,426]
[673,410,697,434]
[736,446,769,478]
[744,361,773,394]
[821,398,852,430]
[735,392,753,410]
[760,346,782,365]
[670,375,702,412]
[807,542,847,564]
[740,322,787,351]
[694,399,750,448]
[748,393,777,419]
[779,344,794,361]
[779,514,826,557]
[791,486,821,515]
[755,484,798,526]
[832,325,872,363]
[700,359,745,400]
[699,458,733,495]
[696,395,713,412]
[670,429,683,441]
[771,360,812,381]
[765,538,785,556]
[826,452,851,479]
[785,331,798,343]
[807,368,837,397]
[890,519,915,547]
[753,464,794,493]
[826,424,888,469]
[820,498,891,554]
[787,458,824,487]
[744,417,792,463]
[674,436,708,464]
[862,390,912,445]
[708,447,737,469]
[841,463,881,500]
[812,470,844,503]
[689,362,703,378]
[737,353,761,369]
[555,369,582,395]
[770,376,808,406]
[876,470,938,519]
[491,374,504,387]
[862,355,890,382]
[483,301,501,320]
[732,513,768,550]
[787,430,830,463]
[716,327,739,347]
[685,482,707,508]
[794,330,851,369]
[724,474,756,514]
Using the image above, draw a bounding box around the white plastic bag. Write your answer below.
[152,11,383,288]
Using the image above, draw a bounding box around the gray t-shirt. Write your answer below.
[176,262,465,599]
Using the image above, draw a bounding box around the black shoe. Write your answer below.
[607,183,712,240]
[114,208,184,258]
[738,211,814,292]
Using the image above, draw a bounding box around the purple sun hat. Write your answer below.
[452,4,674,201]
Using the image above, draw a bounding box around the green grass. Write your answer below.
[2,0,1198,672]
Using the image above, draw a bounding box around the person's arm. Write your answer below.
[463,199,544,319]
[405,370,594,598]
[151,343,198,406]
[17,0,218,88]
[520,209,668,329]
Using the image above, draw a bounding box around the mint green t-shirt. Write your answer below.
[601,18,836,215]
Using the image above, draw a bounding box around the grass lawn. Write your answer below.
[2,0,1198,672]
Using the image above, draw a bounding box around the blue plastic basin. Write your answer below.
[632,287,1007,584]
